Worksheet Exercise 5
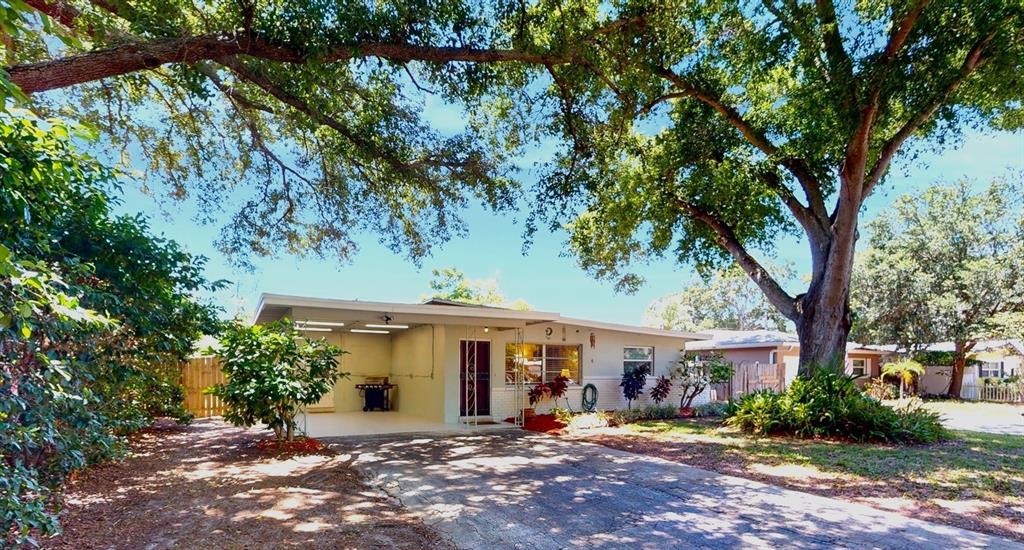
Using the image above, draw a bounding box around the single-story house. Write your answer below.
[253,294,708,436]
[684,329,886,387]
[870,339,1023,397]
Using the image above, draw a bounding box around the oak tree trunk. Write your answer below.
[796,285,853,376]
[794,188,858,377]
[946,340,975,398]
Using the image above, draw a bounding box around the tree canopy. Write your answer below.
[645,264,794,332]
[4,0,1022,368]
[424,267,532,310]
[852,179,1024,394]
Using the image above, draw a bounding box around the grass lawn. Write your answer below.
[577,418,1024,542]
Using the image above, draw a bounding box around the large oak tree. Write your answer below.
[3,0,1021,372]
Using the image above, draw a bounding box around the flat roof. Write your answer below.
[253,293,707,340]
[686,329,883,353]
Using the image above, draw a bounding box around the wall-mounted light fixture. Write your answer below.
[295,325,332,332]
[304,321,346,327]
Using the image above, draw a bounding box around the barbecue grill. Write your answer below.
[355,376,396,411]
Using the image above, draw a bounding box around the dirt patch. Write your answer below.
[575,421,1024,542]
[43,418,453,549]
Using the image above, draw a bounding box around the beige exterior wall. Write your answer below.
[389,325,445,422]
[444,322,699,422]
[333,332,392,412]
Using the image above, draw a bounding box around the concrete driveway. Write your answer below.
[922,401,1024,435]
[328,430,1022,549]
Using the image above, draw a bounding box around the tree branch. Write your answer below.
[675,198,798,321]
[654,66,829,233]
[6,31,573,94]
[863,29,998,196]
[814,0,856,106]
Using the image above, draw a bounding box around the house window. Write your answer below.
[980,362,1002,378]
[624,346,654,375]
[505,343,581,385]
[850,358,868,377]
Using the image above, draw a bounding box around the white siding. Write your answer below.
[443,322,705,421]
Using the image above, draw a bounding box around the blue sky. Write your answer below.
[110,116,1024,325]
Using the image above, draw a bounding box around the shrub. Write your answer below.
[610,404,678,425]
[863,377,896,400]
[550,407,574,424]
[725,370,949,444]
[619,364,650,409]
[694,402,729,418]
[650,375,673,404]
[527,375,571,408]
[668,352,733,409]
[209,320,348,442]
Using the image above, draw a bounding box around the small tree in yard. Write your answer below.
[209,320,347,443]
[669,353,734,410]
[620,364,650,409]
[882,360,926,399]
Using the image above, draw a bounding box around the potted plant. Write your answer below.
[668,351,733,417]
[524,383,546,421]
[524,375,571,421]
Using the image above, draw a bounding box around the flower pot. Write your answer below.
[678,407,695,418]
[522,408,536,422]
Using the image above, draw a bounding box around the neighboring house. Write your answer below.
[253,294,708,435]
[685,329,886,387]
[871,340,1024,396]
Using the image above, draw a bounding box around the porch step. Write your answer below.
[458,416,496,424]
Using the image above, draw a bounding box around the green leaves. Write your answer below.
[852,179,1024,351]
[209,320,349,441]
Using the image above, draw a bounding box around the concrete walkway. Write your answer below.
[327,430,1022,550]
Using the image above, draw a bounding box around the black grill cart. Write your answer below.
[355,378,396,411]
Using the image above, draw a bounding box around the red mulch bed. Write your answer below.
[523,414,566,434]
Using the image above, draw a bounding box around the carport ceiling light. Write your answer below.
[351,329,389,334]
[303,321,346,327]
[365,323,408,329]
[295,325,331,332]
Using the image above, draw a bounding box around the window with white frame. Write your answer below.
[505,343,581,385]
[624,346,654,375]
[980,361,1002,378]
[850,358,868,377]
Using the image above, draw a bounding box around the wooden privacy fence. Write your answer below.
[710,362,787,401]
[180,357,226,417]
